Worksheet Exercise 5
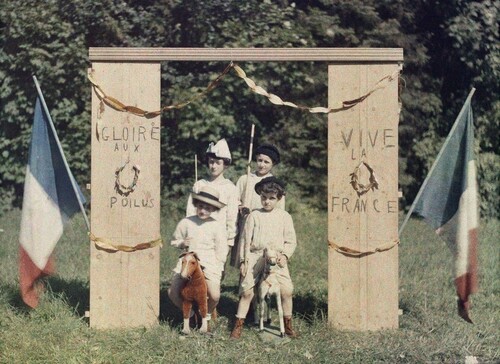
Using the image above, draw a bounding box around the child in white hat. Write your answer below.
[186,139,239,249]
[169,185,228,329]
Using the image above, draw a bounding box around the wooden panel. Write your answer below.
[89,47,403,62]
[328,63,400,330]
[90,62,161,329]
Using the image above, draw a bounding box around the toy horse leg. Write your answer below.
[266,295,272,325]
[252,293,260,325]
[276,289,285,338]
[259,293,266,331]
[198,298,208,333]
[182,301,192,334]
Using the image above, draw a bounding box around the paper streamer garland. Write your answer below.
[88,62,399,117]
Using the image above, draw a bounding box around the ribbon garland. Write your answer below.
[328,239,399,257]
[88,62,399,117]
[89,233,163,253]
[88,62,234,119]
[232,64,399,113]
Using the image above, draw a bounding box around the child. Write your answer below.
[230,143,285,267]
[230,176,297,339]
[186,139,239,249]
[169,185,228,328]
[236,143,285,214]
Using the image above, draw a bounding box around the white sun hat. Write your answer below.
[206,138,231,162]
[191,185,226,209]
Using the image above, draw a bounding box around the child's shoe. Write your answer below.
[229,318,245,339]
[284,316,298,338]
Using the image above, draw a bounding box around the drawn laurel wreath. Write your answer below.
[349,161,379,197]
[114,160,140,196]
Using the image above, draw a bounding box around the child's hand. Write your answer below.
[181,237,192,249]
[239,206,250,217]
[277,254,287,268]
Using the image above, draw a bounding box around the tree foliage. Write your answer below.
[0,0,498,217]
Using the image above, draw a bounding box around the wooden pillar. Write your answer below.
[328,61,402,330]
[89,62,161,328]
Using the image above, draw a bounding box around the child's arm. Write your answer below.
[226,184,239,245]
[239,213,255,276]
[236,175,250,216]
[281,213,297,260]
[236,175,246,204]
[214,224,229,268]
[170,219,191,249]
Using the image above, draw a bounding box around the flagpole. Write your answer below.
[398,88,476,237]
[195,154,198,182]
[32,75,91,232]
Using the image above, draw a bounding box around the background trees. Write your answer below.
[1,0,498,217]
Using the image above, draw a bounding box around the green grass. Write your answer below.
[0,209,498,363]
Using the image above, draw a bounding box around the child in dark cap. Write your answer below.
[236,143,285,214]
[230,176,298,339]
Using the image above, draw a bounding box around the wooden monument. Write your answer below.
[89,61,161,328]
[88,48,403,330]
[328,61,402,330]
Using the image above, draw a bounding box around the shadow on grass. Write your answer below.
[3,278,327,329]
[288,290,327,324]
[46,276,89,317]
[0,282,31,314]
[0,277,89,319]
[159,285,182,327]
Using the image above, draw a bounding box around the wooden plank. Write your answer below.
[328,62,400,330]
[90,62,161,329]
[89,47,403,62]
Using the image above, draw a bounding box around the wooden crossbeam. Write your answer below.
[89,47,403,62]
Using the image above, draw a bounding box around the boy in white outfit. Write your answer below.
[186,139,239,249]
[169,185,228,328]
[230,176,297,339]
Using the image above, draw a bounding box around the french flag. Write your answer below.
[19,84,86,308]
[411,90,479,323]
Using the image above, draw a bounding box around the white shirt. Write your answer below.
[186,177,239,244]
[240,208,296,263]
[171,215,228,281]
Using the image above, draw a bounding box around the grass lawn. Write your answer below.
[0,208,498,363]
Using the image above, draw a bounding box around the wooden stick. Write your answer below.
[243,124,256,206]
[195,154,198,182]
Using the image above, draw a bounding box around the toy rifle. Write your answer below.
[230,123,255,267]
[242,124,255,209]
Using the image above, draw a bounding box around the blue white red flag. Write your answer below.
[412,90,479,323]
[19,95,86,308]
